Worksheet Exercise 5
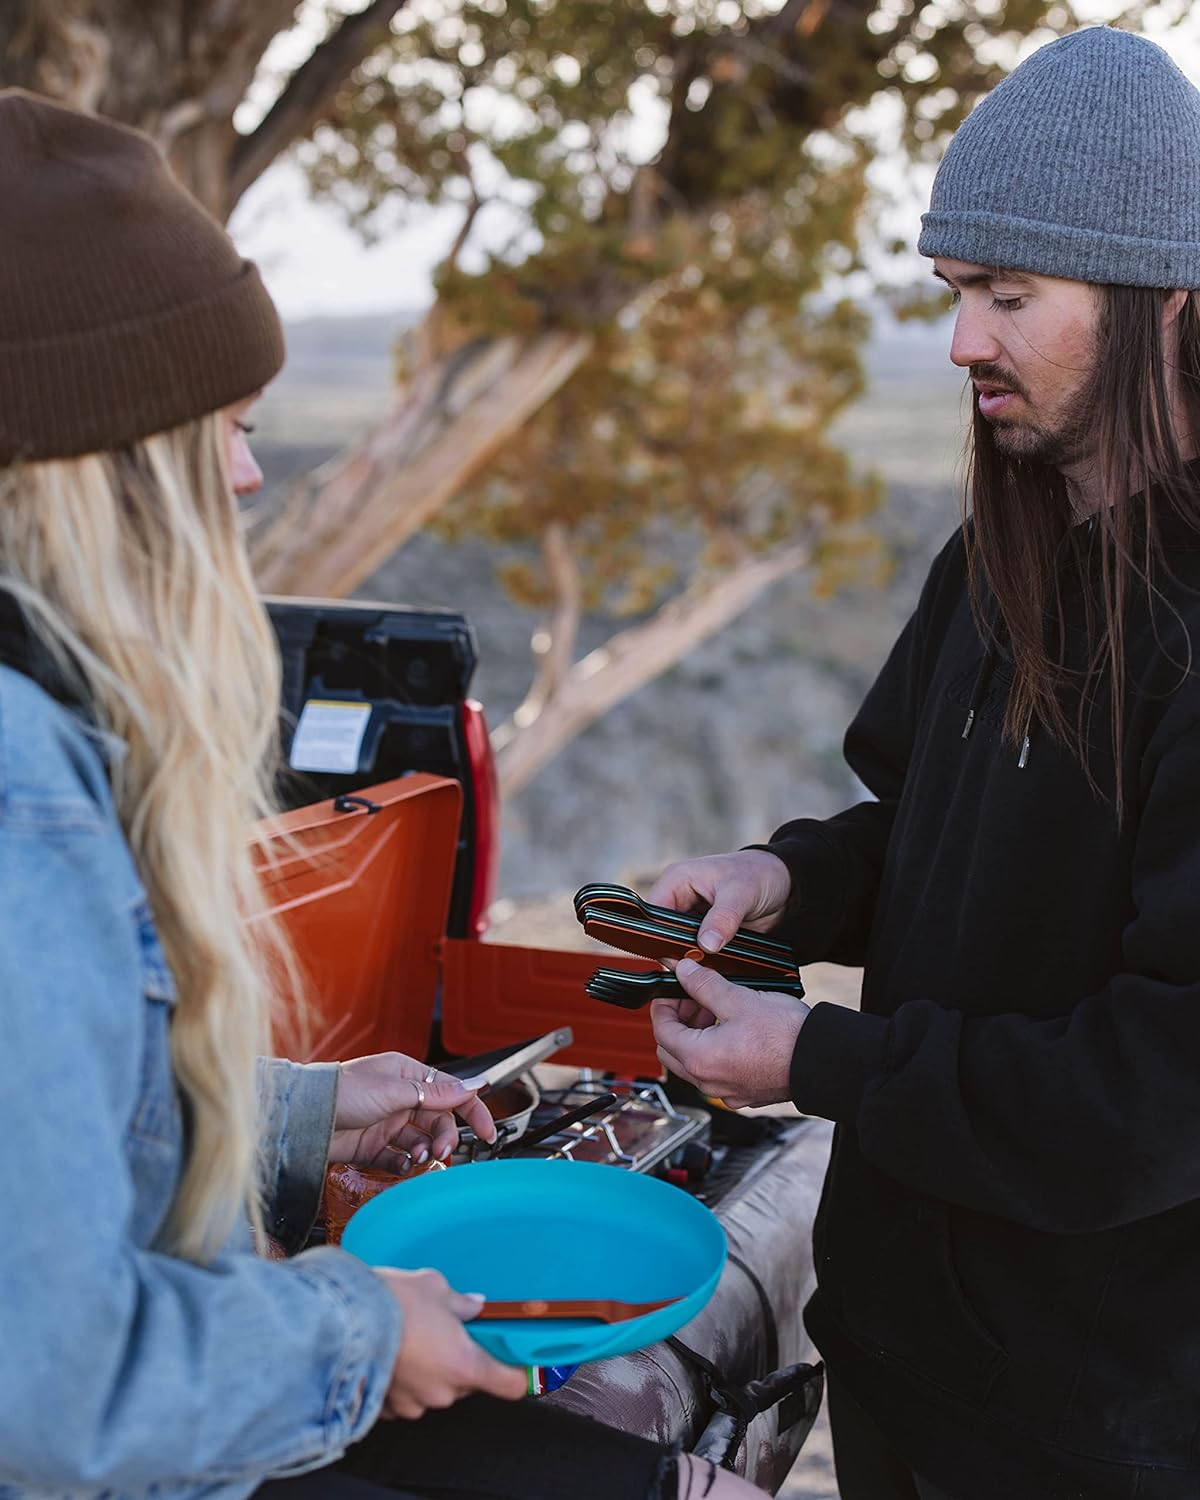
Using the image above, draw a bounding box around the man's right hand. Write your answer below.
[374,1268,527,1419]
[646,849,794,955]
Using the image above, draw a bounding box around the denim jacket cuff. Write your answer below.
[277,1246,403,1467]
[258,1059,340,1253]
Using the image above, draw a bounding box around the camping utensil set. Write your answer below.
[574,883,805,1010]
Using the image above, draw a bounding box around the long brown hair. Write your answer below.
[965,283,1200,816]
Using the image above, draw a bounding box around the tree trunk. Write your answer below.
[499,523,585,737]
[3,1,858,794]
[0,1,405,219]
[250,330,593,598]
[492,544,810,799]
[0,5,605,608]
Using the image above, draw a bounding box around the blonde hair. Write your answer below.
[0,413,288,1261]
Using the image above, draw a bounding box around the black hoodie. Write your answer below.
[769,516,1200,1499]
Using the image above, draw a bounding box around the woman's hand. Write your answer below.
[330,1052,494,1169]
[375,1268,528,1419]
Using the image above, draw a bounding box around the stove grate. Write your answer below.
[512,1076,711,1177]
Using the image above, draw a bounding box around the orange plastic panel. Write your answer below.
[440,939,664,1078]
[250,775,462,1063]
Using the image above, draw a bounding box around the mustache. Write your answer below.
[970,363,1028,399]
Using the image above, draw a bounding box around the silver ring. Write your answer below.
[413,1080,426,1109]
[423,1065,438,1083]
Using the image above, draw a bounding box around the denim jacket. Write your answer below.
[0,664,402,1497]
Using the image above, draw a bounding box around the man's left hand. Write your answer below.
[650,959,810,1110]
[330,1053,495,1170]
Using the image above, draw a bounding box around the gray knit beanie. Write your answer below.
[918,27,1200,288]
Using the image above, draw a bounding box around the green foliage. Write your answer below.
[300,0,1177,620]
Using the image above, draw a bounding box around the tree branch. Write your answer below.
[493,523,584,752]
[445,200,482,270]
[190,0,322,110]
[0,1,109,109]
[157,96,206,147]
[249,329,594,598]
[227,0,409,208]
[493,544,810,798]
[654,0,878,208]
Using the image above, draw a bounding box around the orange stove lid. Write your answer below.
[439,938,664,1079]
[250,774,461,1063]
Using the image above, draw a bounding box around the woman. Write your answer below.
[0,88,765,1500]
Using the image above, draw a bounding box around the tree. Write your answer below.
[266,0,1182,793]
[3,0,1184,797]
[0,1,406,219]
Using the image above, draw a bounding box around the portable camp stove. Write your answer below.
[508,1074,713,1183]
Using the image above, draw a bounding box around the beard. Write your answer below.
[990,405,1096,466]
[972,357,1100,469]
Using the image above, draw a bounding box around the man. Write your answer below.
[649,26,1200,1500]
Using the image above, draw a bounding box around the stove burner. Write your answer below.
[509,1076,712,1180]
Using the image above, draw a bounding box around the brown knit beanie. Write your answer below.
[0,89,285,464]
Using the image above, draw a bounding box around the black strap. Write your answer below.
[665,1251,779,1378]
[666,1334,762,1442]
[668,1332,825,1470]
[664,1248,809,1472]
[727,1250,779,1373]
[664,1248,781,1440]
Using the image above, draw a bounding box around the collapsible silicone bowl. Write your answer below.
[342,1158,726,1366]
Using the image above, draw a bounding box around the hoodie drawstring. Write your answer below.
[962,639,1033,768]
[962,645,998,742]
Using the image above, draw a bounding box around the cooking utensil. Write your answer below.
[585,967,808,1010]
[449,1028,574,1162]
[342,1158,727,1366]
[574,885,798,964]
[452,1027,574,1096]
[496,1090,617,1156]
[575,882,804,1010]
[476,1294,682,1323]
[452,1077,539,1164]
[579,908,799,978]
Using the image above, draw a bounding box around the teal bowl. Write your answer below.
[342,1159,726,1366]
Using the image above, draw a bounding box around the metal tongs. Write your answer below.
[575,883,804,1010]
[445,1027,574,1096]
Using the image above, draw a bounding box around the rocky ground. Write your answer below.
[779,1402,839,1499]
